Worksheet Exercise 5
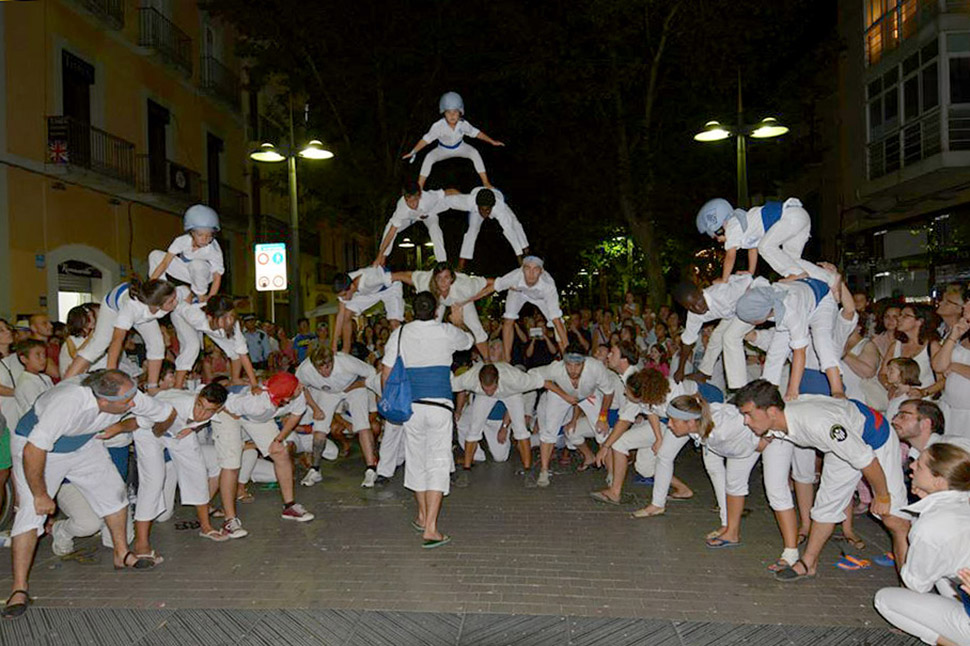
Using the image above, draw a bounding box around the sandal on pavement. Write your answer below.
[114,551,154,571]
[236,491,255,503]
[774,559,816,582]
[199,529,230,542]
[1,590,30,620]
[834,533,866,551]
[836,555,871,571]
[874,552,896,567]
[410,520,425,533]
[209,508,225,519]
[422,535,452,550]
[630,507,665,518]
[133,550,164,566]
[589,491,621,506]
[767,559,793,573]
[706,537,741,549]
[706,528,727,540]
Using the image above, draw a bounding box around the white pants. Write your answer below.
[761,439,817,511]
[462,394,529,442]
[439,302,487,344]
[757,206,817,280]
[536,392,598,445]
[11,436,127,537]
[210,412,277,470]
[403,402,453,494]
[79,301,165,364]
[503,291,564,325]
[612,422,661,477]
[457,410,510,463]
[700,317,755,390]
[149,249,214,296]
[382,217,447,264]
[308,388,371,435]
[170,303,241,372]
[942,400,970,439]
[133,428,209,522]
[702,448,761,527]
[875,587,970,646]
[55,482,132,549]
[459,211,529,260]
[650,431,692,508]
[763,295,840,383]
[376,421,406,478]
[420,141,486,177]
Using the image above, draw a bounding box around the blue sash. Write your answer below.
[608,408,619,427]
[799,369,831,395]
[797,278,830,305]
[761,201,783,231]
[488,401,507,421]
[851,399,889,450]
[105,283,130,311]
[439,140,463,150]
[15,408,98,453]
[698,382,724,404]
[227,384,250,395]
[406,366,453,402]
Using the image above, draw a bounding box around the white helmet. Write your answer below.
[439,91,464,114]
[695,198,733,238]
[183,204,220,232]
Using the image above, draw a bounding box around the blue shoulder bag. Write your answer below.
[378,327,413,424]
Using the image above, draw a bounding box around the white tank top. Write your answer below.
[893,342,936,389]
[841,337,870,401]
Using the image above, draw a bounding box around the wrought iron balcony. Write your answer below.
[75,0,124,29]
[138,7,192,77]
[201,56,240,111]
[47,116,136,186]
[136,154,203,203]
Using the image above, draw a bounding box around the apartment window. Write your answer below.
[949,33,970,104]
[868,67,900,140]
[903,39,939,122]
[147,100,170,192]
[865,0,936,66]
[62,51,94,124]
[343,240,359,271]
[206,133,224,209]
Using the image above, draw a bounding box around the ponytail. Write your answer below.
[669,394,714,438]
[128,277,175,308]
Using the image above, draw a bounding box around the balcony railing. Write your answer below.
[866,0,939,66]
[75,0,124,29]
[868,108,943,179]
[200,56,240,111]
[138,7,192,77]
[136,154,203,202]
[949,112,970,151]
[47,116,136,185]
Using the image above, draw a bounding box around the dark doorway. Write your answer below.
[147,100,170,192]
[207,132,224,209]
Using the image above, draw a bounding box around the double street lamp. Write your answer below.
[249,102,333,333]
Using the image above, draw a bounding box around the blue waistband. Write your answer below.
[851,399,889,450]
[761,201,783,231]
[697,383,724,404]
[227,384,250,394]
[799,369,831,396]
[488,400,507,421]
[16,408,98,453]
[105,283,130,311]
[797,278,830,305]
[406,366,453,401]
[438,140,463,150]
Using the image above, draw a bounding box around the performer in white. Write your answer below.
[443,187,529,269]
[402,91,505,189]
[331,266,405,354]
[170,293,257,390]
[931,308,970,437]
[374,181,453,265]
[148,204,224,301]
[392,263,495,359]
[382,292,473,548]
[3,370,176,619]
[296,345,378,488]
[733,380,910,582]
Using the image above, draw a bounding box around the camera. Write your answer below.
[529,327,544,338]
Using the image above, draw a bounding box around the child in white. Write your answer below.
[375,185,453,265]
[403,91,504,189]
[170,292,257,389]
[444,187,529,267]
[149,204,224,299]
[332,267,405,353]
[489,257,568,362]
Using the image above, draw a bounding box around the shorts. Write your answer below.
[210,412,278,470]
[0,426,10,470]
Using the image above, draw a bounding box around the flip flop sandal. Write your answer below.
[630,507,665,518]
[774,559,816,582]
[209,508,226,519]
[133,550,165,566]
[836,554,871,570]
[199,529,230,542]
[114,551,154,571]
[1,589,31,619]
[422,535,452,549]
[237,491,256,502]
[767,559,793,573]
[797,533,808,546]
[834,534,867,550]
[874,552,896,567]
[706,537,742,549]
[706,528,727,540]
[410,520,424,533]
[589,491,621,506]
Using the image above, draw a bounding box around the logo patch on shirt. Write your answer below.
[830,425,848,442]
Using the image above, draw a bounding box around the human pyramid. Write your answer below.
[2,92,970,645]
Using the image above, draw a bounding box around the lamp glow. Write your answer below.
[398,238,415,249]
[298,139,334,160]
[749,117,789,139]
[694,121,732,142]
[249,142,286,163]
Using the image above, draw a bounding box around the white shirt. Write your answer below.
[383,320,474,403]
[722,198,802,250]
[777,395,875,470]
[619,377,698,422]
[296,354,375,393]
[681,275,764,345]
[343,267,392,302]
[943,343,970,410]
[167,234,225,275]
[899,490,970,594]
[530,358,617,401]
[224,389,307,424]
[144,390,210,438]
[110,285,169,330]
[775,281,829,351]
[699,403,761,458]
[0,353,24,431]
[15,371,54,418]
[421,117,481,148]
[412,271,488,306]
[446,187,522,229]
[175,302,247,359]
[452,362,544,398]
[494,268,563,320]
[23,382,174,452]
[388,189,451,229]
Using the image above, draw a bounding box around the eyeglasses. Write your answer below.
[900,313,916,319]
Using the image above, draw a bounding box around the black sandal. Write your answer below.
[114,551,154,571]
[2,589,31,619]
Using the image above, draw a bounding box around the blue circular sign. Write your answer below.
[272,252,283,264]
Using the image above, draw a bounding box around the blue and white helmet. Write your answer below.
[183,204,220,232]
[439,91,464,114]
[695,198,733,238]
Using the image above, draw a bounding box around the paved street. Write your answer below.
[0,445,918,644]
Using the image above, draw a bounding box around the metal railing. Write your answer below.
[949,114,970,150]
[138,7,192,77]
[200,56,240,111]
[76,0,124,29]
[866,0,939,66]
[136,154,203,202]
[868,108,943,179]
[47,116,136,185]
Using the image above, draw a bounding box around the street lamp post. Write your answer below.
[249,98,333,333]
[693,72,789,209]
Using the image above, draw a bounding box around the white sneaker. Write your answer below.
[361,468,377,488]
[51,520,75,556]
[301,468,323,487]
[223,517,249,539]
[537,470,551,488]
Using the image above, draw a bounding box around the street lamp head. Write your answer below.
[398,238,415,249]
[423,241,435,248]
[694,120,732,142]
[250,142,286,163]
[749,117,789,139]
[298,139,334,160]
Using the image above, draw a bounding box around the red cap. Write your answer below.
[265,372,300,407]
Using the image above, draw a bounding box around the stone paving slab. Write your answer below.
[0,444,913,638]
